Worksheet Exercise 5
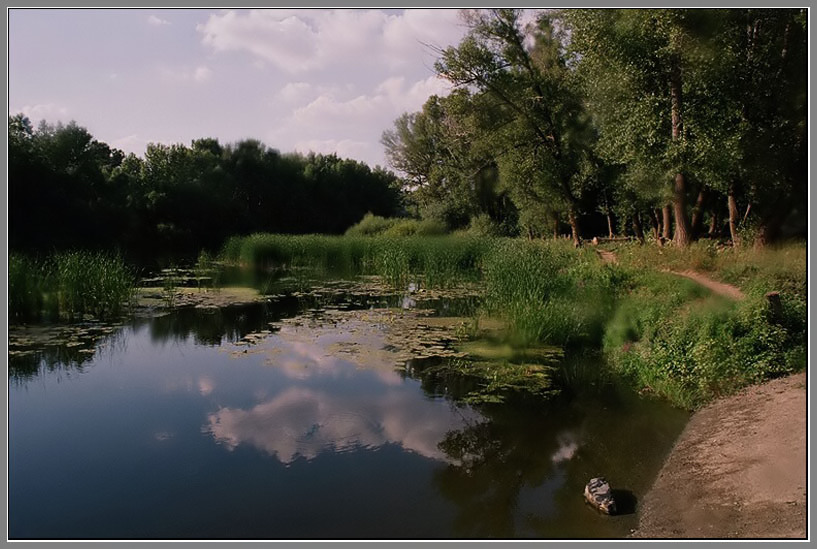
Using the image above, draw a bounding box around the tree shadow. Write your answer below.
[611,489,638,516]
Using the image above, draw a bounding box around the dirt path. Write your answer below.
[668,269,746,301]
[596,249,619,265]
[594,247,745,300]
[630,371,807,539]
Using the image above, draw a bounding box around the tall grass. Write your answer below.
[220,233,492,288]
[9,251,135,322]
[481,239,625,348]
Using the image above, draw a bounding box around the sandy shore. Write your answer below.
[631,371,807,539]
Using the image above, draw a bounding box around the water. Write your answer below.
[8,284,689,539]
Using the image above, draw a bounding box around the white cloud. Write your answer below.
[274,74,450,167]
[206,386,480,464]
[276,81,315,104]
[193,65,213,82]
[194,9,469,168]
[197,9,465,75]
[198,10,320,73]
[147,15,170,26]
[18,103,69,123]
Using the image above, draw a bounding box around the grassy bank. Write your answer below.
[9,251,135,322]
[601,241,807,408]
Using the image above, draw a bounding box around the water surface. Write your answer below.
[9,287,688,539]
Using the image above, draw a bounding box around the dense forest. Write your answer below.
[8,8,807,261]
[8,117,402,261]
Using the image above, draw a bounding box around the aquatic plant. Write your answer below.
[9,251,135,322]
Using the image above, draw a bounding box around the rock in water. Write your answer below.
[584,477,617,515]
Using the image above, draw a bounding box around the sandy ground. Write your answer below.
[631,371,808,539]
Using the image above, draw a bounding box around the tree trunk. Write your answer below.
[553,216,559,240]
[708,208,720,238]
[568,207,581,248]
[662,204,672,243]
[672,173,692,247]
[669,52,692,248]
[727,182,741,247]
[690,188,708,240]
[606,212,614,238]
[632,212,645,245]
[651,209,662,240]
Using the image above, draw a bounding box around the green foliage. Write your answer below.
[602,242,807,408]
[481,239,621,348]
[344,213,448,238]
[9,251,135,322]
[9,117,403,259]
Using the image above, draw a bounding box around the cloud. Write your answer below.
[276,81,315,103]
[160,65,213,84]
[205,386,480,464]
[193,65,213,82]
[147,15,170,26]
[196,9,468,168]
[18,103,69,123]
[273,74,449,167]
[198,10,320,73]
[197,9,466,75]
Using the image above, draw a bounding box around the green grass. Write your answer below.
[600,241,807,409]
[9,251,136,322]
[344,212,447,237]
[220,233,492,289]
[481,238,624,348]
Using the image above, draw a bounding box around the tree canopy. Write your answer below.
[382,8,807,247]
[9,117,402,261]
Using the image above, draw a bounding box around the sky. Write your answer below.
[8,8,472,170]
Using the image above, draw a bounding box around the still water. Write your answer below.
[9,286,688,539]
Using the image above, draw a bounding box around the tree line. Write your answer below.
[382,8,807,247]
[9,116,402,261]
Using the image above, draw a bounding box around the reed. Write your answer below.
[9,251,135,322]
[219,233,492,289]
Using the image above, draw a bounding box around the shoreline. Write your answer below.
[630,371,807,539]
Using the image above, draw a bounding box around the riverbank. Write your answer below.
[631,371,807,539]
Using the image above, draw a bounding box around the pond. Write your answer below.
[8,277,689,539]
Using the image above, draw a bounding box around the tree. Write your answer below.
[433,9,594,246]
[564,8,807,248]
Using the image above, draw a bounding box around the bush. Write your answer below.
[344,212,399,236]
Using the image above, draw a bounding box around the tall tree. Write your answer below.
[433,9,593,246]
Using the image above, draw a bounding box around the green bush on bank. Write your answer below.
[344,213,447,238]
